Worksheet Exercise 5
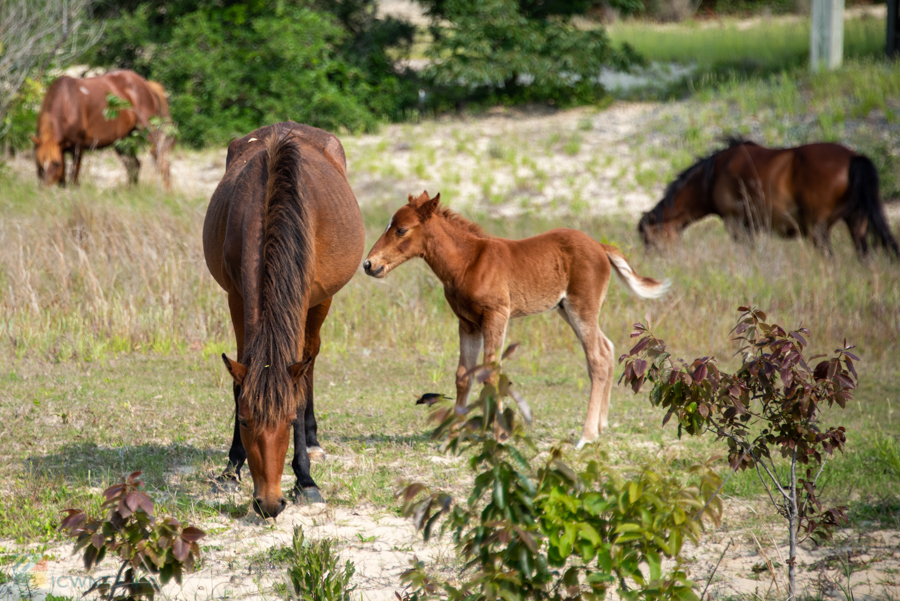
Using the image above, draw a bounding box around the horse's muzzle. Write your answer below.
[253,495,287,519]
[363,260,384,278]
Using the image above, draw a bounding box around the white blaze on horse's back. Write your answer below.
[248,138,257,142]
[80,86,89,95]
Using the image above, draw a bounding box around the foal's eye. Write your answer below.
[396,227,407,236]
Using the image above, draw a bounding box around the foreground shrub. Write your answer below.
[60,471,205,601]
[620,306,854,598]
[284,526,356,601]
[398,345,722,601]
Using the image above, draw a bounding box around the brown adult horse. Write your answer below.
[203,122,364,517]
[364,192,669,449]
[638,138,899,258]
[32,69,174,189]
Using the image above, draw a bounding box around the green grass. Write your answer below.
[1,169,898,542]
[608,12,885,75]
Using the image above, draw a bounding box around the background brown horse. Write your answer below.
[31,69,174,188]
[638,139,899,259]
[203,122,364,518]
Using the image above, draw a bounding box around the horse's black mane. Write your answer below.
[644,137,757,225]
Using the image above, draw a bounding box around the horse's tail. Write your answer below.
[604,246,670,299]
[146,80,171,120]
[848,155,899,258]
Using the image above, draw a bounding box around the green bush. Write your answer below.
[89,1,416,147]
[284,526,356,601]
[2,77,44,155]
[399,347,722,601]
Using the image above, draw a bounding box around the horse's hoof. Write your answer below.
[307,446,326,462]
[575,437,594,451]
[294,486,325,505]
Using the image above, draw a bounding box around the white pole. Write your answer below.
[811,0,845,71]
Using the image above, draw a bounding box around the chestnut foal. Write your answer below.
[364,192,669,448]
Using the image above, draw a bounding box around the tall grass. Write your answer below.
[608,12,885,73]
[3,172,897,377]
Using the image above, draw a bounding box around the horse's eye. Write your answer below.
[238,418,248,428]
[396,227,407,236]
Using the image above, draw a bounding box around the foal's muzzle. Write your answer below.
[363,260,384,277]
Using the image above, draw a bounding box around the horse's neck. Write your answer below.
[422,218,481,288]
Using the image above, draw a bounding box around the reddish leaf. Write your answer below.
[180,526,206,543]
[172,537,190,562]
[632,358,648,378]
[692,364,708,384]
[501,343,520,360]
[629,337,652,356]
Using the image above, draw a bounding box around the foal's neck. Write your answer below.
[422,215,482,288]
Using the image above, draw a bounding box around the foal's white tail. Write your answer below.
[605,247,670,299]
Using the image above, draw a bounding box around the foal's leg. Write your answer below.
[296,299,331,464]
[557,303,614,450]
[455,320,483,413]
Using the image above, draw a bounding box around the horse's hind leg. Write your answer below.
[297,299,331,463]
[811,222,834,257]
[222,294,247,482]
[557,303,613,450]
[844,214,869,258]
[116,148,141,185]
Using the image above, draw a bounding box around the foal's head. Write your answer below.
[363,191,440,278]
[221,354,311,519]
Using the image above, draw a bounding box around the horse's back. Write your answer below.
[205,122,364,305]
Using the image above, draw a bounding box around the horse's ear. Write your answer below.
[30,135,39,145]
[222,353,247,385]
[416,192,440,218]
[289,357,313,383]
[408,190,430,207]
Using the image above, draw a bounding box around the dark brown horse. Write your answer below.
[365,192,669,449]
[203,122,364,517]
[638,139,899,258]
[32,69,174,189]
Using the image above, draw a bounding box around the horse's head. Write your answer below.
[31,135,64,185]
[639,163,711,248]
[222,354,311,519]
[364,190,440,278]
[637,209,681,248]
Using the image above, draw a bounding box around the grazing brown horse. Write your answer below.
[638,138,899,258]
[32,69,174,189]
[203,122,364,517]
[364,192,669,449]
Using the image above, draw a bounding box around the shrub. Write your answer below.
[88,1,416,147]
[619,306,854,598]
[59,471,205,601]
[284,526,356,601]
[398,345,722,601]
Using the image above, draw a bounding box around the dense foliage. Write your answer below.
[419,0,640,106]
[88,0,416,147]
[399,346,722,601]
[619,306,854,597]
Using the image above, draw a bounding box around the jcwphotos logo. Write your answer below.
[1,554,97,597]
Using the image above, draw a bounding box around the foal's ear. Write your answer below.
[416,192,440,219]
[289,357,313,383]
[222,354,248,385]
[408,190,430,207]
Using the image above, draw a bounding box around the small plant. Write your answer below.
[398,345,722,601]
[103,94,178,157]
[620,306,854,599]
[284,526,356,601]
[60,471,205,601]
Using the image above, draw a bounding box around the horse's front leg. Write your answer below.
[291,410,323,504]
[455,320,483,414]
[220,382,246,482]
[71,146,84,185]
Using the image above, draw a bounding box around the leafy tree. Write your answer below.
[417,0,641,105]
[619,306,854,599]
[88,0,416,147]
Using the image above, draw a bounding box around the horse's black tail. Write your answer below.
[848,155,899,258]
